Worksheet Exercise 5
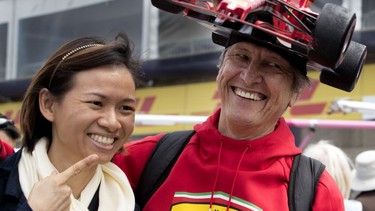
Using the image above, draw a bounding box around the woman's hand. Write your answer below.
[28,154,99,211]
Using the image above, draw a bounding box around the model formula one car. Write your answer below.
[151,0,367,92]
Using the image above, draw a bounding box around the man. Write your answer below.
[111,30,344,210]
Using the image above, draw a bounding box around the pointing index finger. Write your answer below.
[57,154,99,184]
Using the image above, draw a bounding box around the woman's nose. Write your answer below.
[98,110,121,132]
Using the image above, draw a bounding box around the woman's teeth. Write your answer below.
[89,134,115,145]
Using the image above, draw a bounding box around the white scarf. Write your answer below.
[18,138,135,211]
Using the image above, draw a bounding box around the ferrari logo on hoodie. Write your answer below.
[171,192,263,211]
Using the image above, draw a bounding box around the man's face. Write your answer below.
[216,42,299,138]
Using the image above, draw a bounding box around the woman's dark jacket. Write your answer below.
[0,149,32,210]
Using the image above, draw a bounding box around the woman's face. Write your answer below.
[43,65,136,166]
[216,42,299,139]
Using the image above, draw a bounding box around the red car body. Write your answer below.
[172,0,319,49]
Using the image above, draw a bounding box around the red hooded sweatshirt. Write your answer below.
[0,139,14,159]
[113,109,344,211]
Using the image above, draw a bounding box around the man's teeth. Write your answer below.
[90,134,114,145]
[235,89,262,101]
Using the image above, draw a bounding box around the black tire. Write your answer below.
[185,9,213,22]
[151,0,185,14]
[308,3,356,69]
[212,31,230,46]
[319,41,367,92]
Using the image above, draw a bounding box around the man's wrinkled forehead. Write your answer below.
[227,41,287,61]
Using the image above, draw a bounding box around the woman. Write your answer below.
[0,32,142,210]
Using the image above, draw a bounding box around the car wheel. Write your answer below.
[308,3,356,69]
[319,41,367,92]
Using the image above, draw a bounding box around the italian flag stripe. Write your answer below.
[173,192,263,211]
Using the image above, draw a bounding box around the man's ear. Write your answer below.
[288,92,299,107]
[39,88,55,122]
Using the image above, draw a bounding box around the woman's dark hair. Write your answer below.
[21,32,143,152]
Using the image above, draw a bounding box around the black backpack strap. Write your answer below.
[288,154,326,211]
[135,130,196,209]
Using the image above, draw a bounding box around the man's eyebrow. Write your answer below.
[265,51,292,65]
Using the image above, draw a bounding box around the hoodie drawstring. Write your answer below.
[209,141,251,211]
[227,144,250,210]
[209,139,223,211]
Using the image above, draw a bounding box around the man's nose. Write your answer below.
[240,63,263,85]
